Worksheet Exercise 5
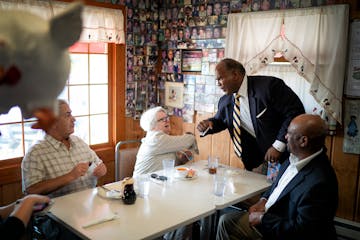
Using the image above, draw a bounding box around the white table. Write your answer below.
[48,160,270,240]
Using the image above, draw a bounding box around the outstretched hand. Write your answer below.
[196,120,213,133]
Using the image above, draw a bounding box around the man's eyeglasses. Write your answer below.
[157,116,170,122]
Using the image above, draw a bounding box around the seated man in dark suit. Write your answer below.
[216,114,339,240]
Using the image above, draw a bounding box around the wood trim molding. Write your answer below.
[58,0,124,10]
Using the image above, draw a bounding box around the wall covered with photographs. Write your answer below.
[114,0,339,122]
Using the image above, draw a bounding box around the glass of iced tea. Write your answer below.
[208,156,219,174]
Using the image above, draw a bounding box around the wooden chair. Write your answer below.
[115,139,141,181]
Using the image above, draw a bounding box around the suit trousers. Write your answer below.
[216,211,262,240]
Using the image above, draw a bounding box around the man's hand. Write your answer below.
[196,120,213,133]
[70,162,89,179]
[249,212,264,227]
[93,163,107,177]
[264,146,282,163]
[249,198,267,213]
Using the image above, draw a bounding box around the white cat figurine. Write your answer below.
[0,2,83,130]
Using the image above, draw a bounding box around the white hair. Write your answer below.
[140,106,167,131]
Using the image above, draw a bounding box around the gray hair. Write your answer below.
[140,106,167,131]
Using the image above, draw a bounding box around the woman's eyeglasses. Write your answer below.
[150,173,167,181]
[157,116,170,122]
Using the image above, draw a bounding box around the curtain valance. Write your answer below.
[225,5,349,124]
[0,0,125,44]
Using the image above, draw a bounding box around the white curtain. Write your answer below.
[0,0,125,44]
[257,63,322,114]
[225,5,349,124]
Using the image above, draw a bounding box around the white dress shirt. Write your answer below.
[265,149,323,211]
[235,75,285,152]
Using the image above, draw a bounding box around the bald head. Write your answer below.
[292,114,327,137]
[286,114,327,157]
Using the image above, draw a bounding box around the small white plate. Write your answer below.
[97,187,122,199]
[178,174,198,181]
[175,168,198,180]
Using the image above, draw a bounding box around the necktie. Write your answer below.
[233,94,242,158]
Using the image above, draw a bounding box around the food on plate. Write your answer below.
[176,167,189,177]
[185,169,196,178]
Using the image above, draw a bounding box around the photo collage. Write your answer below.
[125,0,229,121]
[123,0,333,120]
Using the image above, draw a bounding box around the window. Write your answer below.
[60,42,109,145]
[0,42,110,161]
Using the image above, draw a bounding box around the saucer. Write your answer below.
[97,187,122,199]
[175,168,198,180]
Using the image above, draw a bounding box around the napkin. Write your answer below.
[82,213,117,228]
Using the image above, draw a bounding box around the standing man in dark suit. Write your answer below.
[216,114,339,240]
[197,58,305,171]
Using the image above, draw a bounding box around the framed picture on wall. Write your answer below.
[165,81,184,108]
[182,49,202,72]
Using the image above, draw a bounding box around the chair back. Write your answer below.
[115,139,141,181]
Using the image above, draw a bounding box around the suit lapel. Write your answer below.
[247,77,259,136]
[276,161,314,202]
[225,95,234,130]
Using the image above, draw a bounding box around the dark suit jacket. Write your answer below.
[259,150,338,240]
[207,75,305,170]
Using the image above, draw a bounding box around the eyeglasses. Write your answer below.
[157,116,170,122]
[150,173,167,181]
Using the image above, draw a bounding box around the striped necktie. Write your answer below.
[233,94,242,157]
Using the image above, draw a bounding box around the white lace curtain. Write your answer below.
[257,63,322,114]
[0,0,125,44]
[225,4,349,124]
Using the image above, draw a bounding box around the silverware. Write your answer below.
[99,185,121,193]
[178,150,193,161]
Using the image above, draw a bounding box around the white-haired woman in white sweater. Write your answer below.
[133,106,197,177]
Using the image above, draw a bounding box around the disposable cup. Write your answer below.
[162,159,175,180]
[214,175,226,197]
[137,174,150,197]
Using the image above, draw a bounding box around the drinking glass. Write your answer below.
[214,174,227,197]
[208,156,219,174]
[137,174,150,197]
[162,159,175,180]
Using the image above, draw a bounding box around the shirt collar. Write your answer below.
[289,148,323,171]
[45,134,73,149]
[234,74,248,98]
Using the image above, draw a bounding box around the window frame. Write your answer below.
[0,42,125,185]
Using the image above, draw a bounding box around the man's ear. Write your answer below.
[300,136,308,147]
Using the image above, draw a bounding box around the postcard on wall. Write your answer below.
[345,21,360,97]
[165,82,184,109]
[183,93,195,104]
[182,50,202,72]
[183,75,196,85]
[343,99,360,154]
[182,103,195,123]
